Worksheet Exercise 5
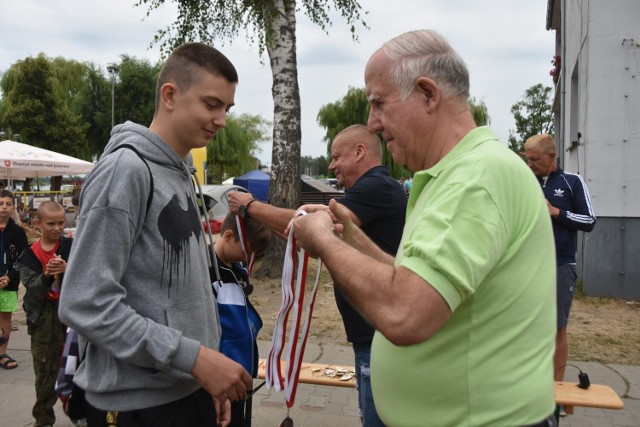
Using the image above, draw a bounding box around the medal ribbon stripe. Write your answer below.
[235,216,256,274]
[265,211,322,408]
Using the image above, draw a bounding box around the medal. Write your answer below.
[266,210,322,424]
[278,415,294,427]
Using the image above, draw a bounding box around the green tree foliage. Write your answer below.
[208,113,270,183]
[74,56,161,157]
[74,63,112,156]
[469,97,491,126]
[1,55,90,190]
[317,86,412,179]
[2,55,59,146]
[136,0,367,277]
[115,56,161,128]
[317,87,371,145]
[301,155,330,178]
[508,83,554,154]
[0,54,166,189]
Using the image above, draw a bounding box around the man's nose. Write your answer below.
[212,111,227,129]
[367,111,382,133]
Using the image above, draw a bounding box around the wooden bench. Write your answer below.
[257,359,624,413]
[554,381,624,414]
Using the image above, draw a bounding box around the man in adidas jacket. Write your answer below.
[525,133,596,385]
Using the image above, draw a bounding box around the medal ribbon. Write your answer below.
[235,215,256,274]
[265,211,322,408]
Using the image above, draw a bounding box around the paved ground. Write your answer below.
[2,319,638,426]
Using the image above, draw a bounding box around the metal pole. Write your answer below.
[107,64,119,129]
[111,77,115,128]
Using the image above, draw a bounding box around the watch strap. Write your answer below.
[241,198,256,218]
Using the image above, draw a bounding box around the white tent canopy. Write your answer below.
[0,140,94,180]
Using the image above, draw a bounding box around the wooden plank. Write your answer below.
[257,359,356,388]
[258,360,625,411]
[554,381,624,411]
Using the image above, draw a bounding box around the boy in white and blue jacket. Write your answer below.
[211,212,271,427]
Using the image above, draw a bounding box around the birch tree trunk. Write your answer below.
[257,0,301,278]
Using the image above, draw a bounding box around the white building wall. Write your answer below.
[561,0,640,217]
[552,0,640,298]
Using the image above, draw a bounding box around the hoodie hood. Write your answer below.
[104,121,194,178]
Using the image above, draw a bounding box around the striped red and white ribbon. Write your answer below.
[265,211,322,408]
[235,215,256,274]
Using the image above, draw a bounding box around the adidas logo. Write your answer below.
[554,189,564,197]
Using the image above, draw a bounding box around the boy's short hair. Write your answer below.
[34,201,65,221]
[155,42,238,111]
[0,189,14,200]
[220,212,271,256]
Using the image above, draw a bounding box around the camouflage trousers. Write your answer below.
[28,300,65,427]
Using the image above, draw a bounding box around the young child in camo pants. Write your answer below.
[20,201,73,427]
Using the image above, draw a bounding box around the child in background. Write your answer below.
[211,212,271,427]
[18,201,30,224]
[0,190,28,369]
[20,201,73,427]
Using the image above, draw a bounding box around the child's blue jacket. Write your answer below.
[212,258,262,376]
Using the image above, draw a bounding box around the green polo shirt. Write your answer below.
[371,127,556,426]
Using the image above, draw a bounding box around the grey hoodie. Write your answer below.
[59,122,220,411]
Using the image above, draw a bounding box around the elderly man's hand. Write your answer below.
[298,203,330,215]
[291,210,337,258]
[227,191,255,215]
[328,199,358,237]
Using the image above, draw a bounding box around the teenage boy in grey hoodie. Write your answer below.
[59,43,252,427]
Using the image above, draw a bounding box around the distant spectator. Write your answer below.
[18,202,30,224]
[402,177,412,195]
[0,190,29,370]
[524,134,596,387]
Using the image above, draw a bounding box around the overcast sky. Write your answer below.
[0,0,555,166]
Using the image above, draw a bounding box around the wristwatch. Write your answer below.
[238,199,256,219]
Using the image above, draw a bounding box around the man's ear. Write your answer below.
[159,82,177,111]
[416,77,440,114]
[354,143,365,161]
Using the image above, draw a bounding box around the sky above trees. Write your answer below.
[0,0,556,166]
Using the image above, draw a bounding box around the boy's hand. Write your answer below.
[192,346,253,403]
[46,255,67,276]
[0,275,8,289]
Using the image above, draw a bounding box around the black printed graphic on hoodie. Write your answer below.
[158,193,204,295]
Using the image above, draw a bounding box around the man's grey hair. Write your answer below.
[382,29,470,101]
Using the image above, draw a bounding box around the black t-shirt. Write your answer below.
[336,166,407,343]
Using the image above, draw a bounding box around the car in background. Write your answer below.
[197,184,250,235]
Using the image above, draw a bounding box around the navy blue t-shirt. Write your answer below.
[336,166,407,343]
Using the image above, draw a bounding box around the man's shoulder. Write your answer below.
[550,169,586,188]
[353,166,401,189]
[97,146,152,175]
